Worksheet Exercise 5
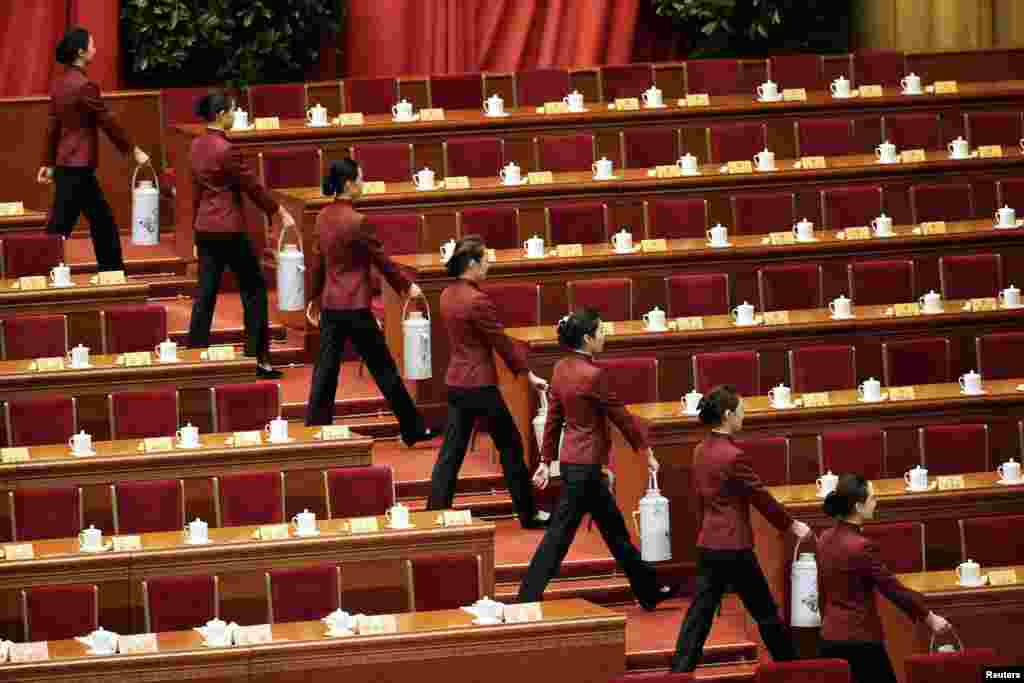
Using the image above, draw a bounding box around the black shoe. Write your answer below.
[400,428,434,448]
[256,364,283,379]
[521,510,551,529]
[637,583,680,612]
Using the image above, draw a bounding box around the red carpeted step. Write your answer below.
[65,237,188,276]
[495,575,635,606]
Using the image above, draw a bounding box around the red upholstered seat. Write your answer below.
[939,253,1003,301]
[534,133,596,173]
[920,423,990,476]
[882,113,943,150]
[848,259,916,305]
[480,282,540,327]
[707,122,768,164]
[996,177,1024,209]
[323,465,395,519]
[4,396,76,448]
[767,54,824,91]
[144,574,219,633]
[734,435,790,486]
[595,356,659,405]
[267,564,341,623]
[821,186,884,230]
[795,118,858,157]
[664,273,730,318]
[1,233,64,279]
[609,673,695,683]
[730,192,796,235]
[344,76,397,116]
[429,73,483,110]
[214,472,286,527]
[757,263,824,311]
[210,382,281,433]
[22,584,98,642]
[964,110,1023,148]
[686,59,742,96]
[882,337,952,386]
[108,388,178,440]
[350,142,414,183]
[910,183,975,224]
[112,479,185,535]
[515,68,571,107]
[693,351,761,396]
[863,521,926,573]
[101,304,168,355]
[373,212,424,259]
[247,83,307,119]
[546,201,609,245]
[458,207,519,251]
[620,128,681,168]
[443,137,504,179]
[567,278,633,322]
[818,428,886,481]
[959,514,1024,568]
[757,659,850,683]
[852,49,905,87]
[259,147,323,190]
[788,345,857,394]
[406,554,483,611]
[0,314,67,361]
[601,63,653,101]
[905,649,998,683]
[10,486,82,541]
[644,198,708,240]
[975,332,1024,380]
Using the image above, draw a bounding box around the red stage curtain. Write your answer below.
[69,0,121,92]
[0,0,65,97]
[344,0,641,77]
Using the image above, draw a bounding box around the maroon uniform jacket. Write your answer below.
[309,199,411,310]
[541,353,649,466]
[817,520,929,642]
[693,432,794,550]
[440,279,527,388]
[190,129,278,234]
[44,66,133,168]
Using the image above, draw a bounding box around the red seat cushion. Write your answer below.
[693,351,760,396]
[567,278,632,322]
[646,198,707,240]
[408,555,481,611]
[145,575,217,633]
[516,69,571,107]
[114,479,183,535]
[547,201,607,245]
[664,273,729,318]
[110,388,178,440]
[5,396,75,447]
[23,584,97,641]
[268,564,340,623]
[212,382,280,432]
[325,465,395,519]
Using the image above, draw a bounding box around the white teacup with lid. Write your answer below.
[677,153,699,175]
[499,162,522,185]
[386,502,411,528]
[392,99,414,121]
[947,136,969,159]
[956,559,983,586]
[754,149,776,171]
[563,90,585,112]
[900,73,923,94]
[829,295,852,319]
[875,140,898,164]
[79,524,103,552]
[69,430,93,455]
[232,108,249,129]
[998,458,1022,484]
[524,235,545,258]
[592,157,614,180]
[266,417,289,443]
[412,167,436,190]
[756,80,779,101]
[642,85,663,108]
[67,343,90,368]
[1000,284,1021,308]
[90,626,118,654]
[205,618,231,647]
[472,596,504,623]
[792,218,815,242]
[816,471,839,497]
[959,369,983,395]
[50,262,71,286]
[484,94,505,117]
[176,422,200,448]
[156,338,178,362]
[306,103,328,126]
[292,509,317,536]
[871,213,894,236]
[682,390,702,415]
[323,609,355,633]
[768,383,793,408]
[642,306,666,331]
[919,290,942,313]
[185,518,209,544]
[905,465,929,491]
[996,205,1017,228]
[858,377,882,402]
[731,301,755,326]
[830,76,851,98]
[611,228,633,253]
[706,223,729,247]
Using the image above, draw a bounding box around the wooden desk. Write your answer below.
[616,380,1024,574]
[0,511,495,640]
[877,564,1024,682]
[0,349,257,441]
[0,274,150,351]
[0,599,623,683]
[0,211,46,235]
[378,217,1024,426]
[499,298,1024,465]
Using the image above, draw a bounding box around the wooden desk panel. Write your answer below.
[0,275,150,351]
[377,217,1024,426]
[499,299,1024,466]
[0,511,495,639]
[877,565,1024,682]
[0,211,46,234]
[0,600,623,683]
[0,349,257,441]
[616,380,1024,575]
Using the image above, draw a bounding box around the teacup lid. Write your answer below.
[866,376,877,382]
[184,422,193,427]
[207,617,226,627]
[283,243,299,251]
[530,234,541,240]
[86,524,97,530]
[599,156,610,162]
[834,294,850,301]
[300,508,312,515]
[649,306,662,312]
[686,389,701,396]
[408,311,424,319]
[191,517,206,525]
[798,552,815,561]
[475,596,499,606]
[713,223,726,229]
[906,72,917,76]
[835,75,848,81]
[963,558,978,566]
[774,383,789,389]
[740,300,751,307]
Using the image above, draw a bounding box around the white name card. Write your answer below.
[17,276,47,291]
[233,624,273,645]
[782,88,807,101]
[349,516,380,533]
[257,524,290,541]
[441,510,473,527]
[419,108,446,121]
[361,181,387,195]
[337,112,365,126]
[33,357,65,372]
[119,633,158,654]
[319,425,352,440]
[1,447,29,463]
[232,431,262,447]
[142,437,174,453]
[203,345,237,361]
[9,642,48,663]
[2,543,34,560]
[113,535,142,552]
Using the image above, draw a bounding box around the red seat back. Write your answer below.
[2,233,64,279]
[664,273,729,318]
[247,83,307,119]
[344,77,396,116]
[939,253,1003,301]
[11,486,81,541]
[757,263,824,311]
[260,147,322,190]
[101,304,168,355]
[734,435,790,486]
[535,133,596,173]
[767,55,823,91]
[686,59,742,96]
[959,514,1024,569]
[22,584,98,641]
[109,388,178,440]
[324,465,395,519]
[730,192,796,234]
[863,521,926,573]
[621,127,680,168]
[480,282,540,328]
[821,186,884,230]
[407,555,482,611]
[459,207,519,251]
[882,113,943,150]
[145,574,218,633]
[351,142,414,183]
[567,278,632,322]
[707,122,768,164]
[975,332,1024,380]
[644,198,708,240]
[113,479,185,535]
[693,351,760,396]
[920,423,990,476]
[444,137,504,179]
[595,356,659,405]
[848,259,916,305]
[429,73,483,110]
[267,564,341,623]
[211,382,281,433]
[882,337,952,386]
[910,183,975,224]
[0,314,67,361]
[546,201,608,245]
[819,428,886,481]
[601,63,653,101]
[5,396,76,447]
[964,110,1023,148]
[853,49,905,87]
[795,118,858,157]
[789,345,857,393]
[515,69,571,107]
[215,472,285,527]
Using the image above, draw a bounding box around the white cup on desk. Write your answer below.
[499,162,522,185]
[731,301,755,326]
[611,228,633,253]
[905,465,929,491]
[391,99,414,121]
[768,384,793,408]
[523,235,545,258]
[642,86,663,108]
[49,262,71,287]
[79,524,102,552]
[292,509,317,536]
[386,502,411,528]
[205,618,231,647]
[706,223,729,247]
[176,422,200,448]
[816,471,839,497]
[958,369,983,395]
[754,149,776,171]
[90,627,117,654]
[682,390,702,415]
[858,377,882,402]
[412,167,436,190]
[871,213,894,236]
[67,343,90,368]
[829,295,852,319]
[69,430,93,455]
[440,239,456,263]
[756,80,779,101]
[830,76,851,98]
[266,417,289,443]
[156,339,178,362]
[306,104,328,126]
[996,205,1017,228]
[875,141,898,164]
[185,518,209,544]
[900,73,923,95]
[792,218,815,241]
[919,290,943,313]
[592,157,614,180]
[948,136,970,159]
[998,458,1022,484]
[563,91,585,112]
[956,559,983,586]
[484,94,505,117]
[999,284,1021,308]
[677,153,699,175]
[232,108,249,129]
[642,306,667,331]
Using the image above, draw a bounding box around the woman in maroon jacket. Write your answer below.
[37,27,151,272]
[818,474,950,683]
[517,308,676,608]
[187,93,294,378]
[671,385,813,672]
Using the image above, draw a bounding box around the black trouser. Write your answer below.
[671,547,796,672]
[305,307,425,442]
[819,640,898,683]
[427,385,536,526]
[518,463,657,602]
[188,232,269,358]
[47,166,124,272]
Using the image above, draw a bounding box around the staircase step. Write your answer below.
[495,575,635,607]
